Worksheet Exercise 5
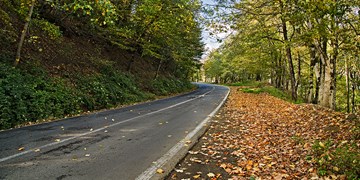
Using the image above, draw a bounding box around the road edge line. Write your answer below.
[136,85,230,180]
[0,87,215,163]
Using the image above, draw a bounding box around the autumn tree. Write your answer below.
[9,0,203,78]
[204,0,360,110]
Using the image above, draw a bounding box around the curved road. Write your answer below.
[0,83,229,180]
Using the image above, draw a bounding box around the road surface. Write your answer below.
[0,83,229,180]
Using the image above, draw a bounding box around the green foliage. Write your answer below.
[100,0,203,73]
[31,19,62,40]
[240,88,263,94]
[0,6,17,59]
[43,0,118,26]
[230,81,302,104]
[0,61,194,129]
[75,72,152,111]
[262,86,303,104]
[311,140,360,179]
[205,0,360,110]
[228,81,264,87]
[0,0,202,129]
[150,77,193,96]
[0,63,80,129]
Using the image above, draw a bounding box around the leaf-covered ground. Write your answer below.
[167,87,359,180]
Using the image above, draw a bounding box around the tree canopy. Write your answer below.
[204,0,360,111]
[9,0,204,79]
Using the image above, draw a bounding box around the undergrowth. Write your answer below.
[150,77,194,96]
[312,140,359,179]
[0,63,81,129]
[0,62,193,130]
[228,81,303,104]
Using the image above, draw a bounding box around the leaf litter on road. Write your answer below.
[168,87,359,179]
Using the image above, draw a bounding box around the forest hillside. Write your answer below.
[0,0,203,129]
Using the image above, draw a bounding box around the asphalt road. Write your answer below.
[0,83,229,180]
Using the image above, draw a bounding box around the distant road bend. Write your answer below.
[0,83,229,180]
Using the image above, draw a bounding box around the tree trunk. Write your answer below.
[330,35,338,110]
[308,45,316,103]
[296,53,301,95]
[154,59,162,80]
[281,19,297,100]
[278,0,297,100]
[345,58,350,112]
[350,71,356,113]
[316,38,336,109]
[314,60,321,104]
[275,53,282,88]
[14,0,36,67]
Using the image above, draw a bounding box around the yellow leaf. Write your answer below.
[263,156,272,160]
[220,163,227,169]
[193,174,201,179]
[18,147,25,151]
[333,166,339,172]
[319,142,325,148]
[156,169,164,174]
[225,168,232,173]
[207,172,215,178]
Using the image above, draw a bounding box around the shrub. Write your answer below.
[75,71,152,111]
[0,63,81,129]
[0,62,191,129]
[31,19,62,40]
[311,140,360,179]
[150,77,193,96]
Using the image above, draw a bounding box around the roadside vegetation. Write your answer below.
[0,0,203,130]
[0,61,195,129]
[227,81,301,104]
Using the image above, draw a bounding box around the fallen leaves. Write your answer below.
[156,168,164,174]
[167,87,359,180]
[175,169,184,173]
[193,174,201,179]
[207,172,215,178]
[18,147,25,151]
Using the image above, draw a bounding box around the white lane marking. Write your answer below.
[136,85,230,180]
[0,87,215,163]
